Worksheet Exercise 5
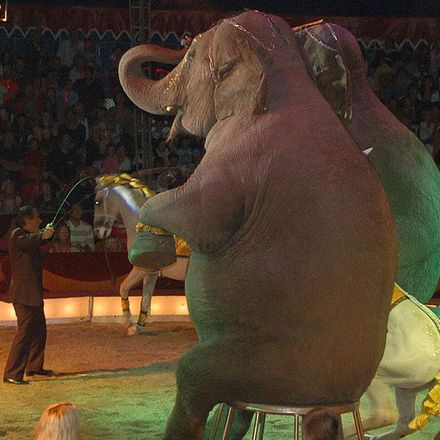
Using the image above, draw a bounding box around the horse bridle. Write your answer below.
[94,186,120,229]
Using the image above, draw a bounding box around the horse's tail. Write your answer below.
[408,372,440,430]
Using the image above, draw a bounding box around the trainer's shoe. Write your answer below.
[3,378,29,385]
[26,369,54,377]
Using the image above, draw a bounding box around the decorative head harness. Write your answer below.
[208,10,291,84]
[296,22,353,120]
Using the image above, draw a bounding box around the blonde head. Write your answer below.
[34,403,80,440]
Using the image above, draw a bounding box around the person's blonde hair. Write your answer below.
[34,403,80,440]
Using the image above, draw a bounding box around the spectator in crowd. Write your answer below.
[58,107,86,150]
[83,38,101,71]
[40,110,58,138]
[113,90,133,139]
[82,123,102,168]
[1,130,23,184]
[419,75,440,104]
[13,57,30,87]
[155,139,170,166]
[302,408,340,440]
[74,101,90,141]
[393,47,420,98]
[418,108,435,154]
[116,144,132,173]
[20,177,40,205]
[0,64,19,106]
[57,29,84,69]
[41,70,60,95]
[14,83,44,126]
[45,222,79,253]
[40,127,55,156]
[0,49,14,76]
[35,180,57,213]
[46,133,78,191]
[44,86,62,124]
[168,152,179,168]
[23,29,46,75]
[58,78,79,116]
[0,179,21,213]
[431,40,440,77]
[69,54,87,83]
[73,65,104,115]
[67,203,95,252]
[371,53,394,99]
[100,144,119,174]
[34,402,80,440]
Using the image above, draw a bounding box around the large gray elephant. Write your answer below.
[296,23,440,304]
[119,11,397,440]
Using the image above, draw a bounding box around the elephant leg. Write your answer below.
[345,377,397,437]
[205,406,254,440]
[163,340,255,440]
[367,387,418,440]
[127,271,158,337]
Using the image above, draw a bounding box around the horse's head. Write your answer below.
[94,177,119,240]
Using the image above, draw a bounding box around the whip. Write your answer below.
[48,176,96,229]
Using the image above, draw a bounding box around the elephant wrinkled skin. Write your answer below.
[297,23,440,303]
[119,11,398,440]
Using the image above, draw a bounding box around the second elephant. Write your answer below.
[297,23,440,303]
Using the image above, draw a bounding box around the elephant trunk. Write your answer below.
[118,44,187,115]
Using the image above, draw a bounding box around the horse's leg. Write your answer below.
[345,377,397,437]
[120,268,145,328]
[367,387,419,440]
[127,271,158,336]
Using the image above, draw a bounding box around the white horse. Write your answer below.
[93,176,440,437]
[93,174,189,336]
[346,289,440,439]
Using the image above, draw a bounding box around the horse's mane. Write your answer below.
[98,174,156,198]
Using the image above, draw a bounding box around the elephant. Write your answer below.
[119,11,397,440]
[296,23,440,304]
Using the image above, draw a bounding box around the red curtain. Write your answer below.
[0,253,184,300]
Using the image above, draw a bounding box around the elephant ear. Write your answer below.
[212,34,269,120]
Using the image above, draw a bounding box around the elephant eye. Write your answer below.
[217,60,236,80]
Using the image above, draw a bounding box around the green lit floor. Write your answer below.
[0,322,438,439]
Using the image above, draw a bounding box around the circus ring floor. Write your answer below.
[0,321,438,440]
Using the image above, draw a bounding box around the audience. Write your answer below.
[0,27,438,254]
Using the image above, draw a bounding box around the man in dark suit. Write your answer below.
[3,206,54,385]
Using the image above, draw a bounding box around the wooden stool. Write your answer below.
[210,400,365,440]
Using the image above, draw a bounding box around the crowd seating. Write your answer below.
[0,27,438,245]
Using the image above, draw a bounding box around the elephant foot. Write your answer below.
[128,229,176,269]
[126,324,145,336]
